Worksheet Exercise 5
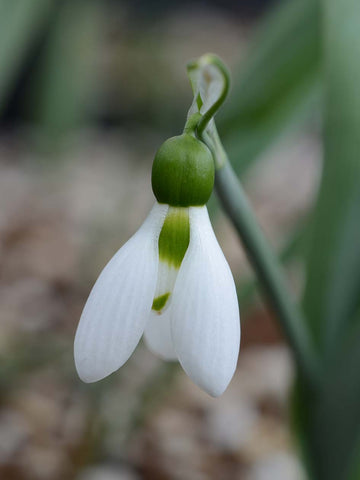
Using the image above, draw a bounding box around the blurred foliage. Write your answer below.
[219,0,321,175]
[0,0,54,113]
[296,0,360,478]
[28,0,101,140]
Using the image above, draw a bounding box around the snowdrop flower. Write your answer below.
[74,129,240,396]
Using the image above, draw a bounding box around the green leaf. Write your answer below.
[348,433,360,480]
[303,0,360,354]
[297,0,360,478]
[0,0,55,114]
[295,318,360,480]
[219,0,321,175]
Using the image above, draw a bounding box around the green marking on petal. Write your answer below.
[158,207,190,268]
[152,292,170,312]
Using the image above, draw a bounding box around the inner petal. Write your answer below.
[144,309,178,360]
[152,206,190,314]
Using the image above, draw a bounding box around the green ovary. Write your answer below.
[151,134,214,207]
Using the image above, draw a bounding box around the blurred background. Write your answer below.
[0,0,323,479]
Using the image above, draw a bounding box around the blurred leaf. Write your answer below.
[0,0,54,114]
[219,0,321,175]
[297,0,360,478]
[319,324,360,480]
[303,0,360,353]
[30,0,101,140]
[349,431,360,480]
[295,317,360,480]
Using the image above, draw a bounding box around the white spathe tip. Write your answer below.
[171,206,240,397]
[74,203,168,382]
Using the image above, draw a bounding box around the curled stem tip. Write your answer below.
[186,53,230,137]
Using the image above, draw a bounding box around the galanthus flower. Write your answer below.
[74,118,240,397]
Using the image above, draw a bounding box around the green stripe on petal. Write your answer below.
[158,207,190,268]
[152,292,170,312]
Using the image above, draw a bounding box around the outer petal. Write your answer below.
[144,309,177,360]
[74,202,168,382]
[171,206,240,397]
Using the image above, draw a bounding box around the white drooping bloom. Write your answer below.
[74,202,240,397]
[75,54,241,396]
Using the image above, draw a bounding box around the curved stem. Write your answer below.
[183,112,202,135]
[188,54,230,137]
[215,157,319,387]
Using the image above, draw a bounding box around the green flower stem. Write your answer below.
[187,53,230,137]
[215,156,319,386]
[196,55,230,136]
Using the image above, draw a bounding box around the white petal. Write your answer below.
[144,310,177,360]
[171,206,240,397]
[74,202,168,382]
